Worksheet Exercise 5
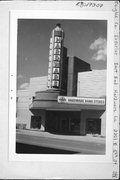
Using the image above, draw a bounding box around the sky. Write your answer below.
[17,19,107,90]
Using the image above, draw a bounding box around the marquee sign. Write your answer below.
[58,96,105,105]
[47,24,64,89]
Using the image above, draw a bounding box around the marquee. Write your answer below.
[58,96,105,105]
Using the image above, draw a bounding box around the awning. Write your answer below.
[29,99,106,112]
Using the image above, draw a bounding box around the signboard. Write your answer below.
[52,35,62,87]
[58,96,105,105]
[48,34,63,88]
[47,25,64,89]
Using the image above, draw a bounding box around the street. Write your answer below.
[16,143,78,154]
[16,132,105,154]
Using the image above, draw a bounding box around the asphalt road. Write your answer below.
[16,143,78,154]
[16,133,105,154]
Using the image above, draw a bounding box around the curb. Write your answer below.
[16,129,105,144]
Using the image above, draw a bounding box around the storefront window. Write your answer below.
[71,119,80,134]
[86,118,101,134]
[31,116,41,129]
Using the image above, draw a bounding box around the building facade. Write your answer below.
[17,24,106,136]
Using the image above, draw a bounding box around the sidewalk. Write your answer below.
[16,129,105,144]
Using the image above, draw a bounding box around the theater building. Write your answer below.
[16,24,106,136]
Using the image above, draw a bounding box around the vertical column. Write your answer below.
[47,24,64,90]
[67,57,74,96]
[100,111,106,136]
[69,118,71,132]
[40,110,46,131]
[80,110,86,135]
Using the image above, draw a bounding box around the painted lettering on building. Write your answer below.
[58,96,105,105]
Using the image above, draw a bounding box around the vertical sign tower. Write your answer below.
[47,24,64,90]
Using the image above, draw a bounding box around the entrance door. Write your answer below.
[86,118,101,134]
[46,111,80,134]
[71,118,80,134]
[31,116,41,129]
[61,119,69,133]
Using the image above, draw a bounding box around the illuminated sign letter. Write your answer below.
[47,80,50,87]
[53,74,59,80]
[49,44,53,49]
[54,55,60,61]
[54,49,61,55]
[50,38,53,44]
[49,56,52,61]
[48,75,51,80]
[54,43,61,48]
[49,50,52,56]
[52,81,59,87]
[54,37,62,43]
[48,61,52,67]
[53,61,60,68]
[53,68,60,74]
[48,68,51,74]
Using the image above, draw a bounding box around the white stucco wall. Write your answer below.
[16,90,32,128]
[77,70,106,97]
[29,76,47,98]
[17,76,48,128]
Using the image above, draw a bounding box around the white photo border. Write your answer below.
[9,10,114,162]
[7,2,119,177]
